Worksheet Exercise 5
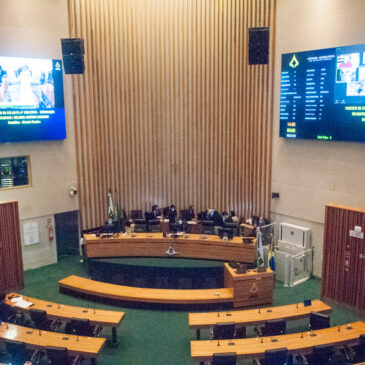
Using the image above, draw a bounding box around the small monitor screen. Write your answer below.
[280,44,365,142]
[0,56,66,143]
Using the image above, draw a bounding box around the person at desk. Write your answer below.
[168,205,177,223]
[230,210,238,222]
[150,205,159,219]
[222,211,233,224]
[209,210,224,227]
[187,205,195,220]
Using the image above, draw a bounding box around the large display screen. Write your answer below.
[0,56,66,143]
[280,44,365,142]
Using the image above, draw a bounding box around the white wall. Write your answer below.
[0,0,78,269]
[272,0,365,277]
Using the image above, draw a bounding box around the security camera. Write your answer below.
[69,186,78,197]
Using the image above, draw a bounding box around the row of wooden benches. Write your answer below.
[1,276,365,364]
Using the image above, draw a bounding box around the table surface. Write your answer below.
[5,293,124,328]
[189,299,331,328]
[84,232,255,247]
[190,321,365,360]
[59,275,234,304]
[0,322,106,358]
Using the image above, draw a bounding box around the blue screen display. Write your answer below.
[0,56,66,143]
[280,44,365,142]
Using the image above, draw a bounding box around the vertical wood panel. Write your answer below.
[0,201,24,294]
[68,0,275,229]
[321,204,365,313]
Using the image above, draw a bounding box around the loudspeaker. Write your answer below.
[61,38,85,74]
[248,27,269,65]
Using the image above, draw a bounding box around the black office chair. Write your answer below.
[212,322,236,340]
[0,302,24,324]
[309,311,330,330]
[4,339,27,365]
[307,343,335,365]
[223,222,240,236]
[30,308,55,331]
[46,346,81,365]
[212,352,237,365]
[256,319,286,337]
[131,210,143,220]
[202,220,215,235]
[65,318,99,337]
[351,333,365,363]
[148,219,161,232]
[256,347,291,365]
[134,218,147,233]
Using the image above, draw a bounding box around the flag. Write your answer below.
[268,233,276,271]
[256,228,264,267]
[107,189,114,220]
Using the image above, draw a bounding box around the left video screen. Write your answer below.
[0,56,66,143]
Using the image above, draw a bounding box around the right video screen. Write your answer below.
[280,44,365,142]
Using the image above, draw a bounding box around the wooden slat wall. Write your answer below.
[0,201,24,295]
[321,204,365,313]
[68,0,276,229]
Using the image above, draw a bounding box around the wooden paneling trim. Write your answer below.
[68,0,276,229]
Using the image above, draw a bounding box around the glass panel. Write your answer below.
[0,156,30,189]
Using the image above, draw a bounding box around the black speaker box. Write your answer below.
[63,55,85,75]
[61,38,85,74]
[61,38,84,56]
[248,27,269,65]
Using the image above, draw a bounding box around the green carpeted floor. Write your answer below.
[20,256,365,365]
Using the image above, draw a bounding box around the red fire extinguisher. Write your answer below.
[47,218,54,242]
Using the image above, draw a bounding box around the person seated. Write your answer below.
[222,211,233,224]
[197,210,208,221]
[150,205,159,220]
[187,205,195,220]
[230,210,239,222]
[209,210,224,227]
[168,205,177,223]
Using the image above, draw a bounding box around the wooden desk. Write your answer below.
[84,232,257,264]
[190,321,365,363]
[189,300,331,339]
[0,322,105,365]
[224,264,274,308]
[5,293,124,344]
[240,223,255,237]
[59,275,234,305]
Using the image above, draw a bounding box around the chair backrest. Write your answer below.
[70,318,93,336]
[148,219,161,232]
[0,302,15,322]
[264,347,288,365]
[212,322,236,340]
[310,343,334,364]
[310,311,330,330]
[352,333,365,362]
[46,346,69,365]
[223,222,239,236]
[202,220,215,234]
[131,210,143,220]
[5,339,26,364]
[263,318,286,336]
[30,308,49,330]
[212,352,237,365]
[134,218,147,233]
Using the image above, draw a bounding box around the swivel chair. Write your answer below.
[351,334,365,363]
[307,343,335,365]
[256,347,291,365]
[309,311,330,330]
[212,322,236,340]
[212,352,237,365]
[4,339,27,365]
[148,219,161,233]
[202,220,215,235]
[30,308,56,331]
[223,222,240,236]
[65,318,100,337]
[46,346,81,365]
[255,318,286,337]
[134,218,147,233]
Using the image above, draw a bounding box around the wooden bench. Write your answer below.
[59,275,233,305]
[0,322,105,365]
[190,321,365,363]
[189,299,331,339]
[5,292,124,345]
